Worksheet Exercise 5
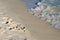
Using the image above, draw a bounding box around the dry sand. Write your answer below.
[0,0,60,40]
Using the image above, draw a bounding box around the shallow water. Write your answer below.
[22,0,40,9]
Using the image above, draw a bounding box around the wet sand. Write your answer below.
[0,0,60,40]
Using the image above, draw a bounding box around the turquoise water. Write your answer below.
[22,0,40,8]
[22,0,60,8]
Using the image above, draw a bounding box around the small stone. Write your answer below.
[16,25,18,28]
[5,21,9,24]
[9,28,12,30]
[21,27,25,30]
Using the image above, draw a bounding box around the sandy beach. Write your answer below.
[0,0,60,40]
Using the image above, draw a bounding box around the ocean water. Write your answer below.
[22,0,41,8]
[22,0,60,8]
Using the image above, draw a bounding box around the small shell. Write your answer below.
[9,21,17,28]
[2,17,9,24]
[8,18,13,22]
[2,17,9,21]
